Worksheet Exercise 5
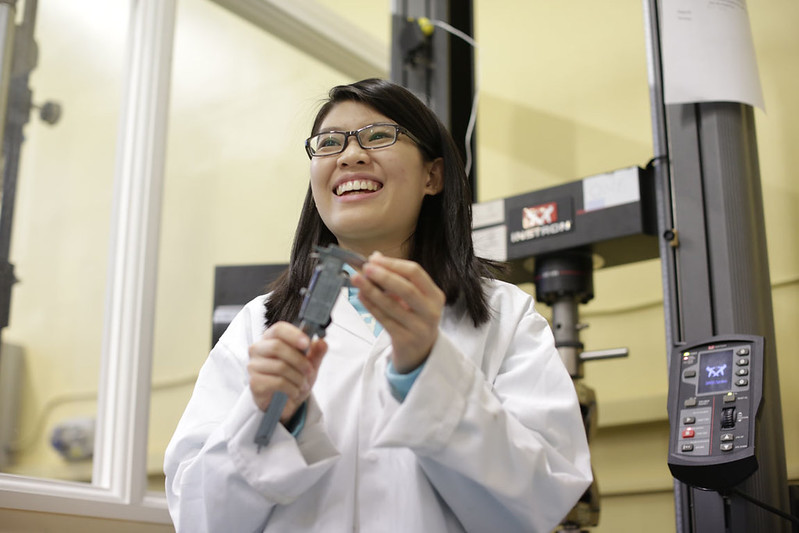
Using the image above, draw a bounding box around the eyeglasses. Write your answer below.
[305,123,424,158]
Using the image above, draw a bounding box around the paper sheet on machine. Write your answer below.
[661,0,764,110]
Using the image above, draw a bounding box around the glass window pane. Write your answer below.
[0,1,128,482]
[147,0,386,492]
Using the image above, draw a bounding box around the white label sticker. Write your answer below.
[582,167,640,212]
[472,199,506,229]
[472,225,508,261]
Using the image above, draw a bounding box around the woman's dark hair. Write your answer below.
[265,78,497,328]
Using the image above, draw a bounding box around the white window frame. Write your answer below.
[0,0,385,524]
[0,0,177,522]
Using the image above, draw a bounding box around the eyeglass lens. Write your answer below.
[309,124,399,155]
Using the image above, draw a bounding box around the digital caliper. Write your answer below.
[254,244,367,451]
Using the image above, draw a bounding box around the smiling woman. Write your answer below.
[163,78,593,533]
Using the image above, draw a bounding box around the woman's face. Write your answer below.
[310,101,442,258]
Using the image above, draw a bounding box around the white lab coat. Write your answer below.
[164,279,592,532]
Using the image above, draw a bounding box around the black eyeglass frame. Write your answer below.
[304,122,426,159]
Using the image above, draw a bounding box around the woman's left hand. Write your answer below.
[350,252,446,373]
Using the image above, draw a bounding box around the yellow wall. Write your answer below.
[1,0,797,531]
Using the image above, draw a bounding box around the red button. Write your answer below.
[682,428,695,438]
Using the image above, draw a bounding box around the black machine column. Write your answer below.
[644,1,792,531]
[664,103,790,533]
[0,0,59,348]
[390,0,477,200]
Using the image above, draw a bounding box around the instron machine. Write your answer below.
[389,1,796,532]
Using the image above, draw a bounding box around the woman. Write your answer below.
[164,78,592,532]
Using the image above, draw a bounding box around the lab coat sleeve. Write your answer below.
[163,298,340,533]
[370,286,593,533]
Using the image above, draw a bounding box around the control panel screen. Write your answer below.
[697,348,733,394]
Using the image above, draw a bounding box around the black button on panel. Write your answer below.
[737,358,749,366]
[736,368,749,376]
[681,444,694,452]
[721,443,734,452]
[683,416,696,425]
[736,347,750,356]
[735,378,749,387]
[684,369,697,378]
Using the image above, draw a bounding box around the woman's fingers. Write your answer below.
[354,255,444,326]
[362,253,444,310]
[350,253,445,373]
[250,323,313,371]
[247,322,323,412]
[247,355,308,394]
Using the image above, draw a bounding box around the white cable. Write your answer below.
[429,19,479,181]
[430,19,476,48]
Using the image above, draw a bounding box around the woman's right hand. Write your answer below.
[247,321,327,423]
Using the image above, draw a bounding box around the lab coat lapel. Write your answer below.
[330,288,392,353]
[330,288,376,343]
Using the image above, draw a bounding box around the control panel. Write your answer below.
[667,334,764,490]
